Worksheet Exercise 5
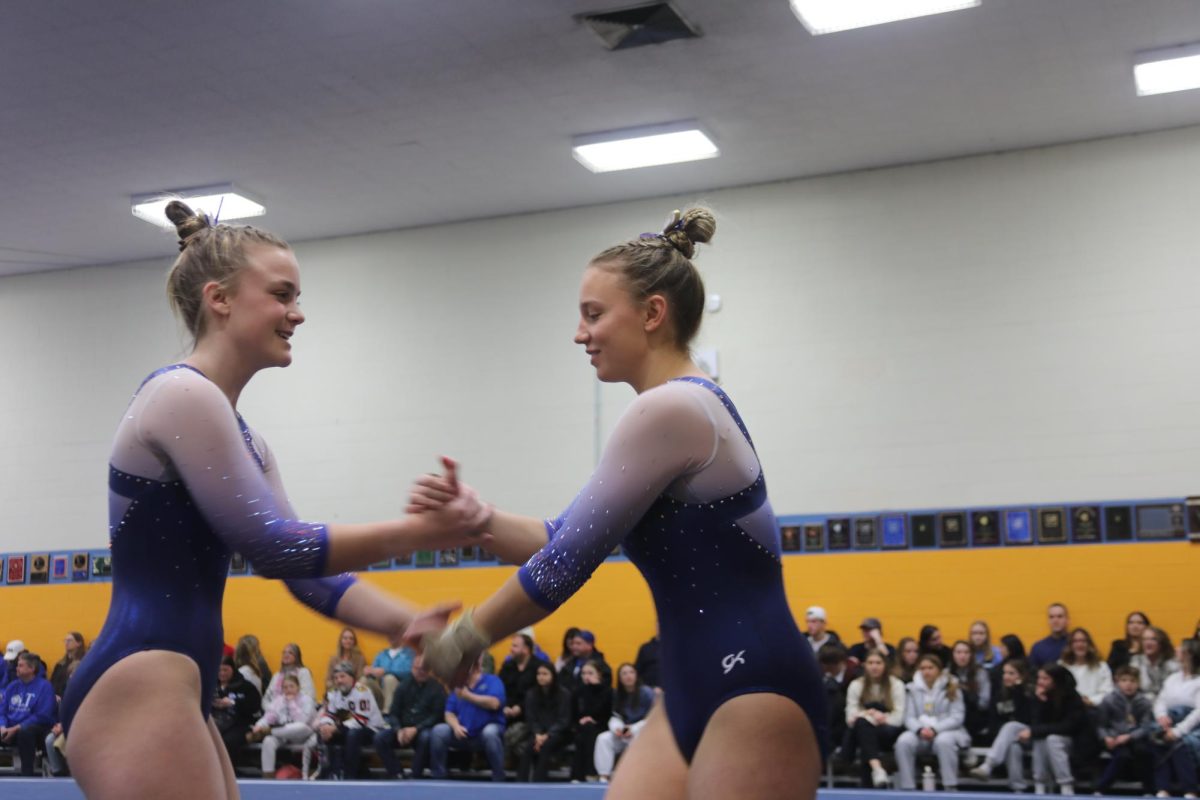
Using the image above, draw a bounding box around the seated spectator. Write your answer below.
[518,663,571,783]
[970,657,1035,791]
[843,649,906,788]
[1094,665,1154,794]
[364,632,414,712]
[1107,611,1151,672]
[969,621,1003,671]
[212,655,261,766]
[262,643,316,707]
[558,630,612,692]
[1150,638,1200,799]
[498,633,549,762]
[634,631,660,689]
[569,660,613,782]
[1029,603,1071,670]
[848,618,895,666]
[248,673,316,779]
[919,624,953,668]
[895,654,970,791]
[504,627,551,665]
[372,654,446,780]
[554,627,581,672]
[594,663,655,784]
[430,656,506,782]
[1132,627,1180,701]
[1059,627,1113,707]
[49,633,86,699]
[819,642,853,747]
[892,637,920,683]
[805,606,841,653]
[950,640,991,742]
[1029,664,1089,795]
[315,659,386,780]
[0,651,56,776]
[993,634,1029,696]
[235,634,271,695]
[325,627,367,693]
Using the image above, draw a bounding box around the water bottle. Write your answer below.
[922,765,936,791]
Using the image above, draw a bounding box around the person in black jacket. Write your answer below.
[518,663,571,782]
[1106,611,1150,672]
[372,655,446,779]
[212,655,261,764]
[1029,664,1089,794]
[569,660,612,782]
[498,633,549,760]
[970,658,1034,790]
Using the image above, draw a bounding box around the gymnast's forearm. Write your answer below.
[331,580,417,635]
[472,574,550,644]
[482,510,550,565]
[322,518,429,575]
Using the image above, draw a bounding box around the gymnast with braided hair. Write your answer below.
[61,201,489,800]
[411,208,827,799]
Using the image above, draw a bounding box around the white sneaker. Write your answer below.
[969,763,992,780]
[872,766,890,788]
[1062,786,1075,796]
[1036,783,1048,795]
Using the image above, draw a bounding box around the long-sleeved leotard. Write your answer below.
[61,364,355,733]
[517,376,828,762]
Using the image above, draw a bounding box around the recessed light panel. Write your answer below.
[132,184,265,228]
[1135,45,1200,96]
[572,121,719,173]
[790,0,979,35]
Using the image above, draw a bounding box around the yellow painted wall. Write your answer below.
[6,542,1197,685]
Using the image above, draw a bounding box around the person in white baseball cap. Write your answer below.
[3,640,26,684]
[804,608,840,653]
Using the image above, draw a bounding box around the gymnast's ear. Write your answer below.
[642,293,669,334]
[200,279,233,321]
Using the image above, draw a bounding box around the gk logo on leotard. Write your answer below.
[721,650,746,674]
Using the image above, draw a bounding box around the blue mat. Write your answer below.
[0,781,1133,799]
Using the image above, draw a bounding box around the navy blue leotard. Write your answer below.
[517,376,828,762]
[61,365,355,733]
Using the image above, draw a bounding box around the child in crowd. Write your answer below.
[1094,665,1154,794]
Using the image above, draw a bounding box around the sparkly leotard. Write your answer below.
[60,365,355,733]
[518,377,827,762]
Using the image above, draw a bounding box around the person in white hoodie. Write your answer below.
[248,673,316,778]
[895,654,970,790]
[1151,638,1200,799]
[844,649,907,788]
[1059,628,1113,707]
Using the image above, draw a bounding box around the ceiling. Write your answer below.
[3,0,1200,276]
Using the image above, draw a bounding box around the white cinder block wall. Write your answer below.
[4,125,1200,552]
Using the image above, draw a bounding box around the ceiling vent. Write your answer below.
[577,2,702,51]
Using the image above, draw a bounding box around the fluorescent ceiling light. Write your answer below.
[131,184,265,228]
[790,0,979,35]
[572,121,719,173]
[1134,44,1200,96]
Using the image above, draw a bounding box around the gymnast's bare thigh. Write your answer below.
[66,650,237,800]
[606,692,821,800]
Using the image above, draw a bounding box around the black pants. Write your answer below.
[1154,741,1199,795]
[845,718,902,786]
[6,723,51,776]
[324,725,375,779]
[1096,742,1153,792]
[518,730,569,782]
[218,724,249,766]
[571,722,602,780]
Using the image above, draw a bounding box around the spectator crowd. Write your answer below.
[2,605,1198,795]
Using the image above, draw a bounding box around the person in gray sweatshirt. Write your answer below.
[1094,665,1154,793]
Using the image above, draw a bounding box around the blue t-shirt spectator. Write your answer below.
[445,673,506,737]
[1029,634,1069,670]
[372,646,415,679]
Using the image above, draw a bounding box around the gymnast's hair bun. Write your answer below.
[164,200,211,251]
[661,207,716,260]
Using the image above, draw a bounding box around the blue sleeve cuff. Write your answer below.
[517,565,558,612]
